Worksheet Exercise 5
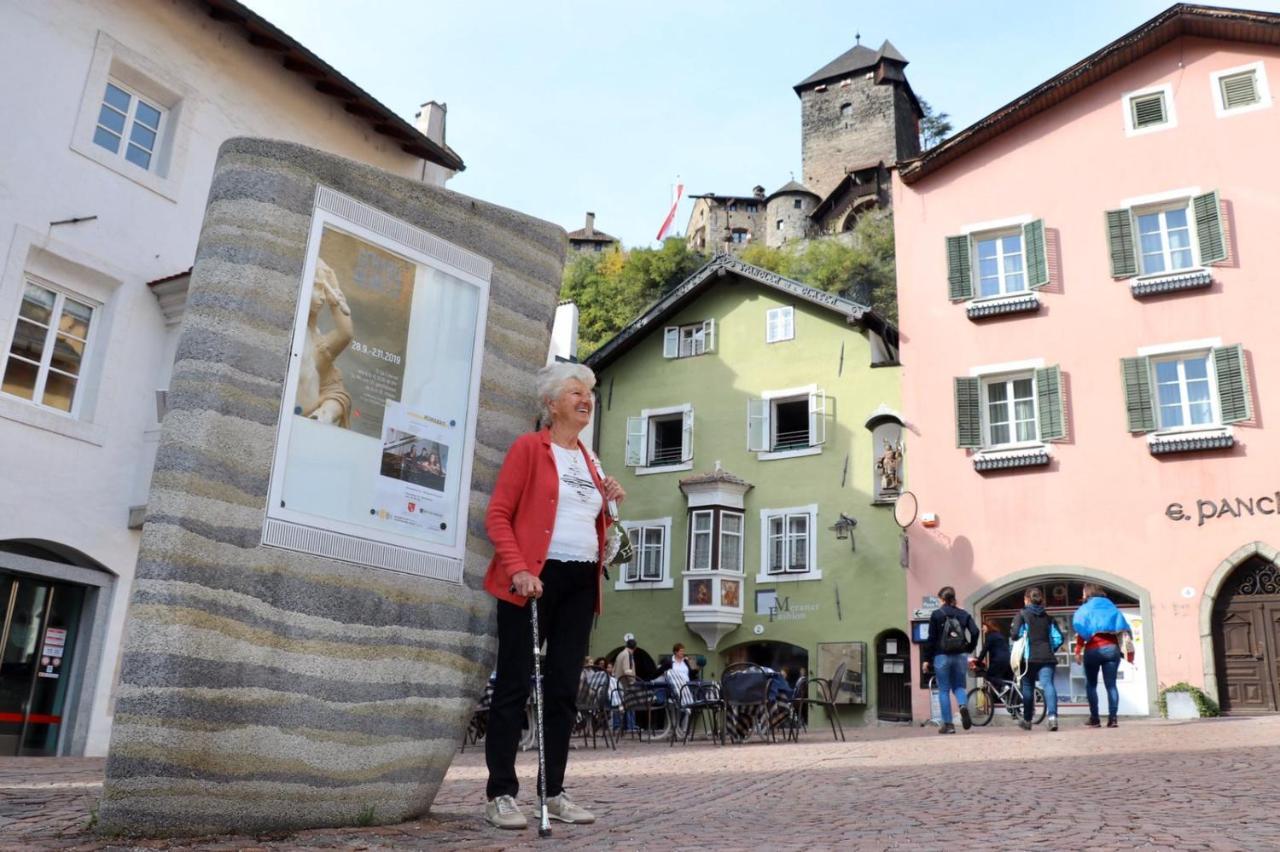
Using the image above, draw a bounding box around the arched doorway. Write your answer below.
[971,571,1152,715]
[605,646,658,681]
[720,640,808,683]
[875,629,911,722]
[1212,555,1280,713]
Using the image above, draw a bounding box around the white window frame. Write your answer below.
[92,78,167,174]
[968,358,1046,452]
[1133,200,1197,277]
[971,227,1028,300]
[615,517,673,590]
[1150,352,1218,433]
[757,504,821,583]
[688,509,715,572]
[719,510,744,573]
[1,276,100,419]
[69,32,191,202]
[766,306,794,343]
[630,403,694,475]
[980,372,1039,449]
[1138,337,1225,435]
[1122,83,1177,137]
[663,320,715,359]
[1211,60,1272,118]
[749,384,826,460]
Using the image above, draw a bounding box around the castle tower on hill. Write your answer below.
[795,39,923,201]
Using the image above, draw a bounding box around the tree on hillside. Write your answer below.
[919,98,953,151]
[739,209,898,324]
[559,237,708,357]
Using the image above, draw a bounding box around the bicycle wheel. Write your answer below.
[1032,687,1047,724]
[965,685,996,726]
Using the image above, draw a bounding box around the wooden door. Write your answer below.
[1215,604,1274,711]
[876,631,911,722]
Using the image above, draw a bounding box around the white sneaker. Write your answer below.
[1047,715,1058,732]
[485,795,526,830]
[546,792,596,824]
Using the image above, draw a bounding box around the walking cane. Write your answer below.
[528,595,552,838]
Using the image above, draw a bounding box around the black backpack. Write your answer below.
[939,613,967,653]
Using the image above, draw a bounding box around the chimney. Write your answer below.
[413,101,448,146]
[585,212,596,236]
[753,185,766,199]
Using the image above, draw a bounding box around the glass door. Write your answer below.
[0,572,84,755]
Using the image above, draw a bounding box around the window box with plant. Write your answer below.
[954,362,1066,471]
[1121,340,1250,455]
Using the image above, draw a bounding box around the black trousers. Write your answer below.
[485,559,596,800]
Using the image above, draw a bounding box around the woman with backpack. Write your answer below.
[1072,583,1134,728]
[922,586,979,734]
[1009,587,1064,732]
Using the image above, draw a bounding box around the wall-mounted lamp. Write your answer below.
[829,513,858,551]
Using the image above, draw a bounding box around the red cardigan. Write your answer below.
[483,428,611,612]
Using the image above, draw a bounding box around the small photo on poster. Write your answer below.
[380,428,450,493]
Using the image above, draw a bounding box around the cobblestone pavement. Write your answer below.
[5,716,1280,851]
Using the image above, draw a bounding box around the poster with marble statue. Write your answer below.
[265,188,490,577]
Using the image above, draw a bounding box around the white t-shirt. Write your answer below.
[667,658,690,696]
[546,443,603,563]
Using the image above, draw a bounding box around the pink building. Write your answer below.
[895,5,1280,719]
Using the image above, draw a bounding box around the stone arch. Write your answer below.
[1198,541,1280,704]
[966,564,1158,714]
[837,196,877,233]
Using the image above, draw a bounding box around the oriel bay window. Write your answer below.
[747,385,827,459]
[688,509,744,573]
[1106,190,1227,296]
[945,219,1048,319]
[625,404,694,473]
[2,279,96,415]
[1121,341,1250,454]
[954,364,1066,471]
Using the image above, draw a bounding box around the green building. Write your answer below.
[585,256,912,726]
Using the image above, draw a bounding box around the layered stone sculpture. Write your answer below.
[98,139,565,835]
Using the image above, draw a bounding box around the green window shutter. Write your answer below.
[1035,365,1066,441]
[1120,356,1155,433]
[946,235,972,301]
[1193,191,1228,265]
[1213,344,1252,424]
[954,376,982,448]
[1024,219,1049,288]
[1105,209,1137,278]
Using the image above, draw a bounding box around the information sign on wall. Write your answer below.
[264,187,492,583]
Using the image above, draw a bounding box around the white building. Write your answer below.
[0,0,464,756]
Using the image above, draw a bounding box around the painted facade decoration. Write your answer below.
[895,6,1280,718]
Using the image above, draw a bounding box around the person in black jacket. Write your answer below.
[921,586,979,734]
[976,618,1014,687]
[1009,587,1063,732]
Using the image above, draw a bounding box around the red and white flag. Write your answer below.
[655,179,684,242]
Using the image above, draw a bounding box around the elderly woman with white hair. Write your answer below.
[481,361,624,830]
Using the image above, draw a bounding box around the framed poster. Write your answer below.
[264,187,492,583]
[817,641,867,704]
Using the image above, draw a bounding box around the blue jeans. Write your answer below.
[1022,663,1058,720]
[933,653,969,724]
[1084,643,1122,721]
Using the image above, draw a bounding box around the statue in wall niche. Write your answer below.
[876,437,904,494]
[296,258,353,427]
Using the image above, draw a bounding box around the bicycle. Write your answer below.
[964,667,1047,727]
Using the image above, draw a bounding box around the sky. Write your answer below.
[242,0,1280,248]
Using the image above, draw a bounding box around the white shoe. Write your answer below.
[546,792,596,824]
[485,795,526,830]
[1047,715,1058,732]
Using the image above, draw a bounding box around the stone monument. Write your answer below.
[98,139,565,835]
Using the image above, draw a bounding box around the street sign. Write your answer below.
[912,608,934,619]
[921,595,940,608]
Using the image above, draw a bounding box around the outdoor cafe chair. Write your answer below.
[574,666,616,750]
[617,674,665,741]
[459,678,493,753]
[720,664,774,744]
[793,662,847,742]
[670,680,723,746]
